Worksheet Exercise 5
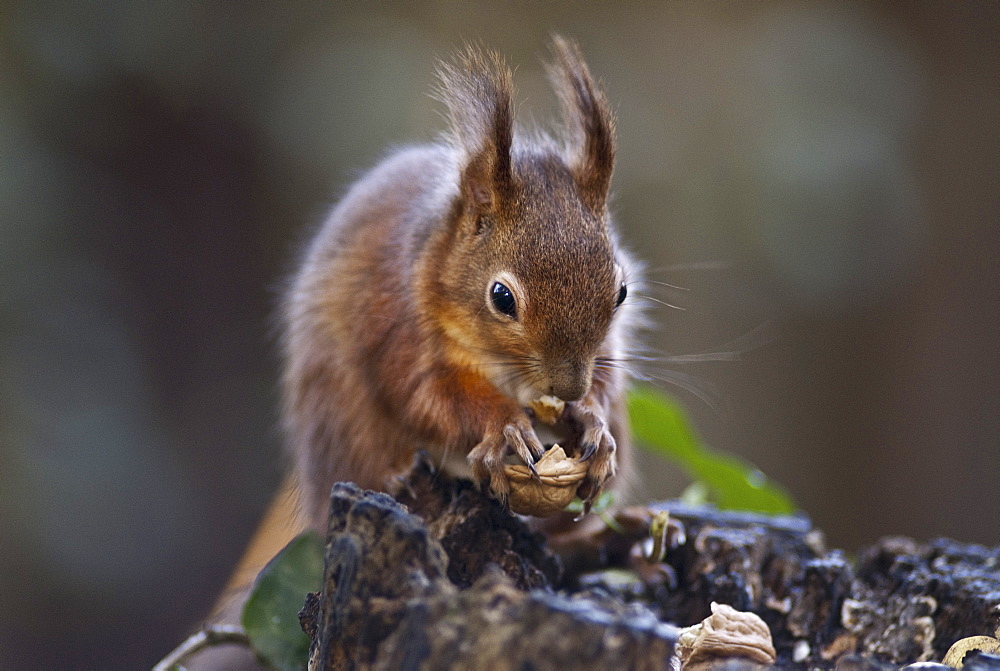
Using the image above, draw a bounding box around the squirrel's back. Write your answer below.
[281,144,460,523]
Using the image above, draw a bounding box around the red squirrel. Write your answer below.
[281,37,641,530]
[193,39,640,671]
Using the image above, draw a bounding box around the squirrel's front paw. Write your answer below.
[468,417,545,503]
[566,402,617,502]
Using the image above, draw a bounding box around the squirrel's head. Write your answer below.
[430,38,631,404]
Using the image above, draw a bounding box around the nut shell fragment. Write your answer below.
[505,445,587,517]
[527,395,566,425]
[942,635,1000,667]
[676,602,777,670]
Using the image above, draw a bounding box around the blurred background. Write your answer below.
[1,1,997,668]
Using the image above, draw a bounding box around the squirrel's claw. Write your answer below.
[503,423,544,467]
[468,432,510,502]
[469,417,545,501]
[566,400,617,501]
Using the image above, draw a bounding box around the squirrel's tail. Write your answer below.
[182,477,303,670]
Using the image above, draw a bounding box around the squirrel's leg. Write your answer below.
[566,385,620,503]
[467,413,545,503]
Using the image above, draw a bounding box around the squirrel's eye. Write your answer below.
[615,282,627,308]
[491,282,517,318]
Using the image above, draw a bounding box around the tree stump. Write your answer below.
[300,457,1000,669]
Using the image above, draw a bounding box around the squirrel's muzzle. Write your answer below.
[546,360,592,402]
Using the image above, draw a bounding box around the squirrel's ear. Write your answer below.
[436,46,515,216]
[549,36,615,214]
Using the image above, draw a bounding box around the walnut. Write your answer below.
[675,602,777,670]
[504,445,587,517]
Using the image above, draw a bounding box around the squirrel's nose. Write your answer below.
[547,361,592,402]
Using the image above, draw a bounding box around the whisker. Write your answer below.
[603,352,743,365]
[594,352,730,416]
[657,352,743,363]
[644,280,690,291]
[633,294,686,311]
[592,367,613,387]
[635,369,727,416]
[604,321,777,367]
[644,261,730,274]
[496,366,533,389]
[715,320,779,354]
[595,357,625,375]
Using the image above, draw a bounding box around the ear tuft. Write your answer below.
[548,36,616,213]
[435,45,515,214]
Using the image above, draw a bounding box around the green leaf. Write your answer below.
[242,531,325,671]
[564,490,615,515]
[627,384,796,515]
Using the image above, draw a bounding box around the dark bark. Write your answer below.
[301,458,1000,669]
